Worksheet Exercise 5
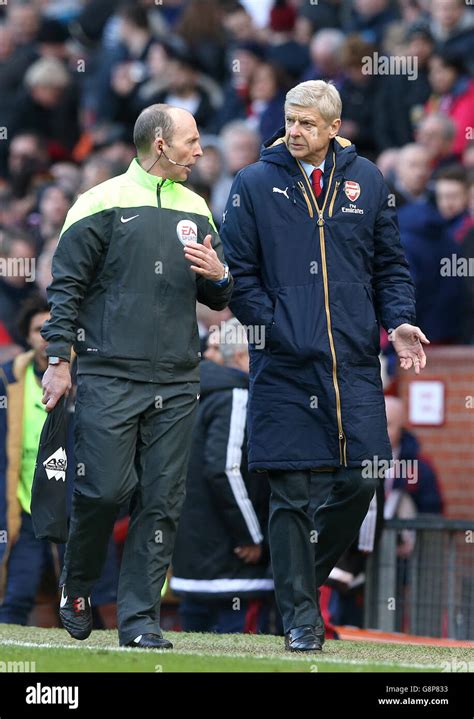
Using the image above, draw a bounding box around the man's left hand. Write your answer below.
[390,323,430,374]
[184,234,225,281]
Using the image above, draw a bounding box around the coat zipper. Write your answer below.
[328,180,341,218]
[153,180,164,374]
[296,155,347,466]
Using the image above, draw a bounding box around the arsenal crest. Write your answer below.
[344,181,361,202]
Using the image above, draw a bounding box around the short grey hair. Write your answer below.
[285,80,342,124]
[24,57,70,89]
[220,121,260,149]
[310,28,346,55]
[218,318,248,363]
[418,112,456,141]
[133,104,175,156]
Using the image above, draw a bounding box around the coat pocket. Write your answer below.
[267,284,328,361]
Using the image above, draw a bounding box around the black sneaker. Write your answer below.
[59,585,92,640]
[125,633,173,649]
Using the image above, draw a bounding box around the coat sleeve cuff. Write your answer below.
[46,342,72,361]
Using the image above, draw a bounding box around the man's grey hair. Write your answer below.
[24,57,70,89]
[220,121,260,149]
[310,28,345,55]
[133,104,175,157]
[218,318,248,363]
[285,80,342,124]
[418,112,456,141]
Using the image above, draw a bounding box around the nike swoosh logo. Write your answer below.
[121,214,139,223]
[60,586,67,607]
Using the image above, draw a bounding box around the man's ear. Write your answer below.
[329,118,342,139]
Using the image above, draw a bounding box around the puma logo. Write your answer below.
[272,186,289,200]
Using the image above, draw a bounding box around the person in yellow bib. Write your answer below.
[0,295,119,627]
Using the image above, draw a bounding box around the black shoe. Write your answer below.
[59,585,92,640]
[125,633,173,649]
[285,625,323,652]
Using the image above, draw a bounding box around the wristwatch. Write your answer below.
[48,356,69,365]
[212,263,230,286]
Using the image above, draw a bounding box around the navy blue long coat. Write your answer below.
[220,131,416,472]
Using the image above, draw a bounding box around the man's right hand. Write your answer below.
[42,362,71,412]
[234,544,262,564]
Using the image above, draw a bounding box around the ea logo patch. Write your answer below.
[344,181,361,202]
[176,220,198,245]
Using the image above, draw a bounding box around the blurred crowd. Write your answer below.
[0,0,471,634]
[0,0,473,359]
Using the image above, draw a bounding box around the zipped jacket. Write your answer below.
[41,158,233,383]
[220,131,416,470]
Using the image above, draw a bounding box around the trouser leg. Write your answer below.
[117,381,199,645]
[310,467,377,588]
[59,375,142,596]
[0,513,47,625]
[267,470,318,633]
[179,597,215,632]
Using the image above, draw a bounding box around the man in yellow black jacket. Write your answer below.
[40,104,233,648]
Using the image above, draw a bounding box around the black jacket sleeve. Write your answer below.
[40,199,108,360]
[196,216,234,311]
[203,387,263,546]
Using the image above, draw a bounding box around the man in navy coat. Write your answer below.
[220,80,429,651]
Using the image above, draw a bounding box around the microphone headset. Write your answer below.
[143,141,191,173]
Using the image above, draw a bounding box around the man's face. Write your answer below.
[285,105,341,165]
[169,60,197,93]
[156,111,203,182]
[429,56,457,95]
[4,239,36,288]
[435,179,468,219]
[31,85,64,109]
[7,5,40,44]
[27,312,50,355]
[397,148,431,196]
[225,132,259,174]
[408,36,434,66]
[203,331,224,365]
[9,136,42,176]
[432,0,464,31]
[40,186,71,226]
[416,118,452,160]
[233,50,261,83]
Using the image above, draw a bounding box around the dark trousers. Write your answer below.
[0,512,118,625]
[59,374,199,645]
[268,467,378,633]
[179,596,269,634]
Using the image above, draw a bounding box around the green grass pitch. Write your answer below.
[0,625,470,672]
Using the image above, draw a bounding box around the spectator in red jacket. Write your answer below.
[424,50,474,157]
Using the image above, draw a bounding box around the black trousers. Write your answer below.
[59,374,199,645]
[268,467,378,633]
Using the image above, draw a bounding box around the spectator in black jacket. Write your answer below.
[429,0,474,74]
[374,21,433,152]
[171,319,273,633]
